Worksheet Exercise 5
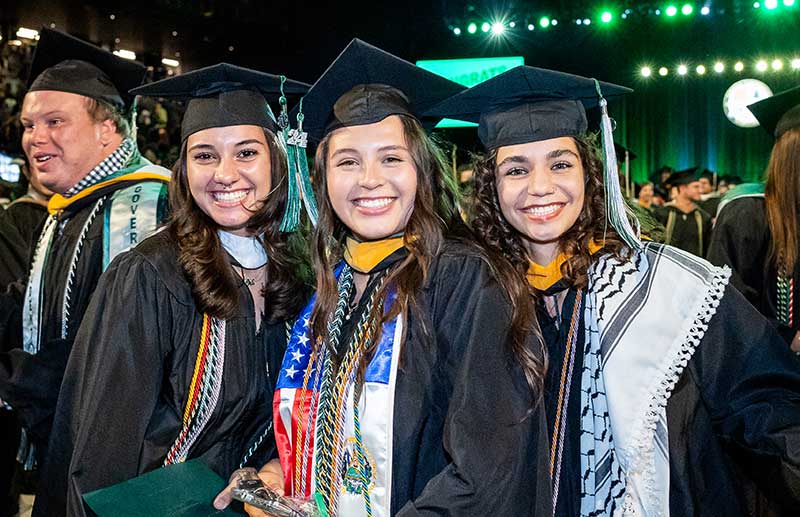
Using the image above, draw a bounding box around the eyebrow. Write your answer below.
[378,145,408,153]
[20,110,66,122]
[235,139,266,147]
[330,147,360,159]
[188,143,216,152]
[546,149,580,160]
[497,155,529,168]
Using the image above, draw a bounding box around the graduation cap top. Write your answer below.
[130,63,309,141]
[747,85,800,139]
[425,66,631,150]
[295,39,466,141]
[27,27,146,112]
[665,167,699,187]
[614,142,637,161]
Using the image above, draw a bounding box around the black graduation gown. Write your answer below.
[33,230,289,517]
[657,204,713,257]
[542,282,800,516]
[0,200,47,289]
[324,240,551,516]
[707,196,800,344]
[0,178,168,462]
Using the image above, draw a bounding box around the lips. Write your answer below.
[521,202,566,221]
[352,196,395,214]
[210,189,250,206]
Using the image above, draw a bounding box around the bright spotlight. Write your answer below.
[659,67,669,76]
[714,62,725,73]
[756,60,768,72]
[678,64,688,75]
[696,64,706,75]
[765,0,778,8]
[491,22,505,35]
[682,4,694,15]
[772,59,783,70]
[666,5,678,16]
[481,22,491,32]
[468,22,478,34]
[453,27,462,36]
[539,17,551,28]
[734,61,745,72]
[601,11,613,23]
[701,6,711,14]
[641,66,652,77]
[791,58,800,69]
[527,23,535,30]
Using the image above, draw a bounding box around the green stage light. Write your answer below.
[734,61,745,72]
[678,64,688,75]
[481,22,491,32]
[785,0,796,6]
[491,22,505,35]
[527,23,535,30]
[453,27,462,36]
[764,0,778,8]
[682,4,694,14]
[756,60,768,72]
[641,66,652,77]
[540,16,551,28]
[659,67,669,76]
[714,62,725,73]
[696,64,706,75]
[666,5,678,16]
[792,58,800,69]
[701,6,711,14]
[552,19,559,25]
[509,21,516,28]
[467,22,477,34]
[753,1,761,7]
[772,59,783,70]
[601,11,613,23]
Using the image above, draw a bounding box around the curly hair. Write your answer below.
[310,113,545,394]
[166,127,308,322]
[472,133,629,290]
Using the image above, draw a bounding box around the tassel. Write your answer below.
[593,79,642,250]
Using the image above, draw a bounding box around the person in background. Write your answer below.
[656,167,713,257]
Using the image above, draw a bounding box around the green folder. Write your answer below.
[83,459,241,516]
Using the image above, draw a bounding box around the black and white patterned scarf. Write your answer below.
[580,243,730,517]
[63,137,135,198]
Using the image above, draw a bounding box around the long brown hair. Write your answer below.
[310,114,545,393]
[765,127,800,273]
[167,127,307,322]
[472,133,628,289]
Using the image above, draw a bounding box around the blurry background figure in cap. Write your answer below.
[655,166,713,257]
[709,84,800,356]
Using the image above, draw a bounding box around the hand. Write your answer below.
[213,459,285,515]
[791,331,800,354]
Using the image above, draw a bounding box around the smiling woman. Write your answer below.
[38,64,312,517]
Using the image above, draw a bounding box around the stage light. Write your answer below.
[641,66,652,77]
[540,17,551,28]
[659,67,669,76]
[491,22,505,35]
[792,58,800,69]
[9,40,22,46]
[772,59,783,70]
[584,18,592,24]
[764,0,778,8]
[734,61,745,72]
[678,64,688,75]
[468,23,478,34]
[113,49,136,60]
[666,5,678,16]
[756,60,768,72]
[481,22,491,32]
[509,21,516,28]
[601,11,613,23]
[655,9,662,14]
[753,1,761,7]
[682,4,694,15]
[714,62,725,73]
[701,6,711,14]
[16,27,39,40]
[552,19,559,25]
[527,23,535,30]
[161,58,180,67]
[576,19,583,25]
[784,0,796,6]
[696,64,706,75]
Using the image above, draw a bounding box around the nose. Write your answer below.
[527,168,555,197]
[357,160,383,189]
[28,124,49,147]
[214,156,240,185]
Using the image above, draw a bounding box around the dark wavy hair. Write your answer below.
[473,133,629,290]
[166,127,307,322]
[310,114,545,393]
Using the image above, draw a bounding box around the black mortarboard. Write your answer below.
[425,65,630,150]
[295,39,466,141]
[614,142,637,161]
[130,63,309,141]
[699,169,715,181]
[747,85,800,139]
[27,28,146,112]
[666,167,699,187]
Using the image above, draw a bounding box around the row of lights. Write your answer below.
[450,1,796,36]
[9,27,181,68]
[640,58,800,77]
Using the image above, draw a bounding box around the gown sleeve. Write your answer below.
[691,284,800,508]
[397,253,551,517]
[35,249,178,517]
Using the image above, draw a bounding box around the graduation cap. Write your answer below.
[425,65,630,150]
[747,85,800,139]
[27,27,146,113]
[614,143,637,161]
[131,63,309,142]
[665,167,699,187]
[294,38,466,142]
[426,65,640,249]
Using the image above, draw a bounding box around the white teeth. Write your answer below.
[524,204,562,216]
[354,198,393,209]
[35,155,52,163]
[212,190,248,203]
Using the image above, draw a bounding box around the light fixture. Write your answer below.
[756,60,768,72]
[468,22,478,34]
[678,64,688,75]
[161,58,180,67]
[659,67,669,76]
[696,64,706,75]
[641,66,652,77]
[491,22,505,35]
[734,61,745,72]
[714,61,725,73]
[772,59,783,70]
[113,49,137,60]
[16,27,39,40]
